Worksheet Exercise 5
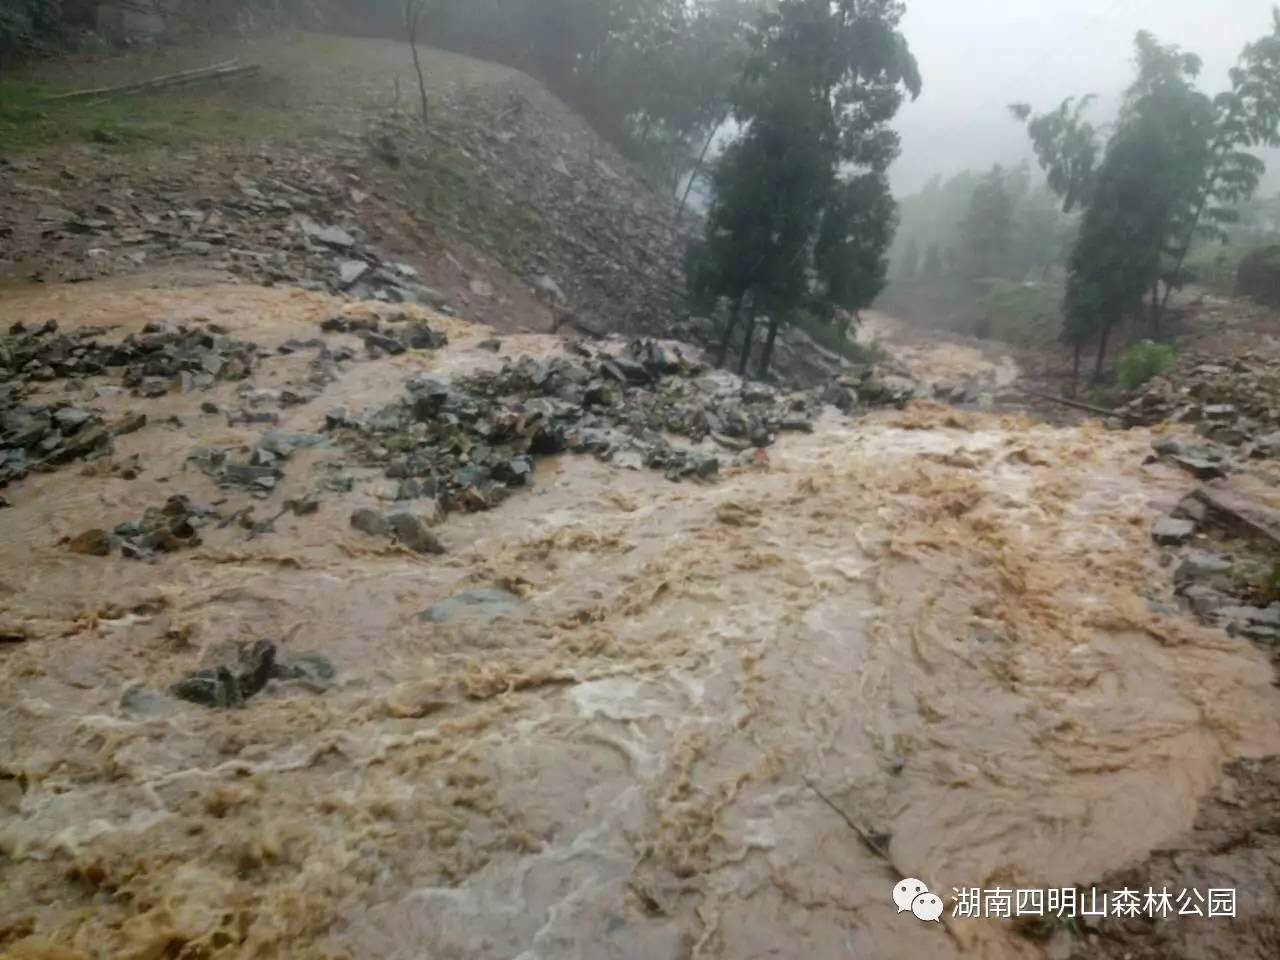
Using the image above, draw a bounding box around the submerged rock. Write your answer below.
[170,640,335,708]
[420,585,524,623]
[387,511,446,555]
[350,508,392,538]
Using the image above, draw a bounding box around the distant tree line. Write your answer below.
[891,162,1077,285]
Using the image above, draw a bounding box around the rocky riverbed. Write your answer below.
[3,277,1280,960]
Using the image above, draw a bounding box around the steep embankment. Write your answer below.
[1,33,688,343]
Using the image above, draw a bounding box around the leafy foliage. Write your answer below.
[692,0,919,377]
[1117,340,1175,390]
[0,0,65,66]
[396,0,764,190]
[959,165,1015,278]
[1017,12,1280,386]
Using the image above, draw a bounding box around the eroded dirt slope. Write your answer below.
[2,278,1279,959]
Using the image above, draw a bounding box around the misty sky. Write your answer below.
[891,0,1280,195]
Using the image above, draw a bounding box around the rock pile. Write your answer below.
[187,429,326,498]
[0,318,275,486]
[4,156,450,307]
[1,401,113,487]
[2,317,260,398]
[326,339,827,518]
[66,494,216,560]
[1119,354,1280,452]
[1151,482,1280,644]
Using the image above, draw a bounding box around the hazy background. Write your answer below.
[892,0,1280,193]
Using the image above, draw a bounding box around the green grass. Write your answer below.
[0,34,515,155]
[0,74,306,151]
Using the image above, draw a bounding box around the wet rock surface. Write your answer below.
[66,494,215,560]
[0,401,113,487]
[420,585,525,623]
[325,338,845,517]
[169,639,336,708]
[1121,353,1280,448]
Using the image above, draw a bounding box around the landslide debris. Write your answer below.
[0,317,266,486]
[324,338,848,518]
[1119,352,1280,446]
[2,153,449,308]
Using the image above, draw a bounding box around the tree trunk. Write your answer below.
[677,103,730,218]
[737,307,758,377]
[1070,341,1082,398]
[1150,280,1160,338]
[756,317,781,380]
[1092,317,1114,383]
[404,3,429,129]
[716,295,742,369]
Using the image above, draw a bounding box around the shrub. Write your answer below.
[1117,340,1175,391]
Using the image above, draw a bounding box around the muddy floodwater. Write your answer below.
[2,278,1278,959]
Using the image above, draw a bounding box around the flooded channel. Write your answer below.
[2,279,1277,959]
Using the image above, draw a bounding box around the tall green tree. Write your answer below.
[959,165,1015,278]
[1015,14,1280,387]
[694,0,920,378]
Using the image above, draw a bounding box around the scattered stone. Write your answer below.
[338,259,370,287]
[387,511,446,555]
[1152,515,1196,546]
[67,528,112,556]
[420,585,524,623]
[0,403,113,487]
[170,640,334,708]
[298,216,356,249]
[1175,552,1234,584]
[1182,584,1231,618]
[1212,604,1280,628]
[350,508,391,537]
[187,447,283,497]
[1169,456,1227,481]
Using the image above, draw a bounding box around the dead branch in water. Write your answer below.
[804,777,905,876]
[1018,387,1132,422]
[37,61,260,105]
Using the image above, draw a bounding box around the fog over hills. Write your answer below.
[892,0,1280,193]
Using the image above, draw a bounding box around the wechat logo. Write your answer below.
[893,878,944,922]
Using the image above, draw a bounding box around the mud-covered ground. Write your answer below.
[1,276,1278,959]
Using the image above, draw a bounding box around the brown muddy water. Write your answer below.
[1,278,1277,959]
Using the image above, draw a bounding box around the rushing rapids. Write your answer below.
[1,277,1278,959]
